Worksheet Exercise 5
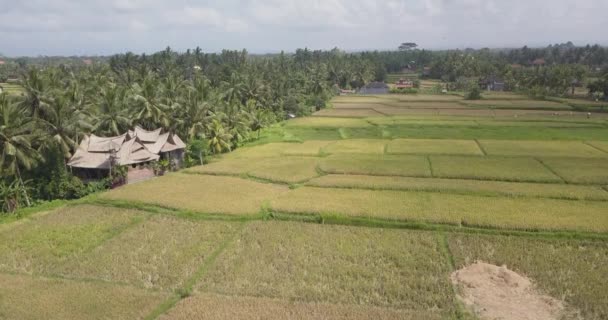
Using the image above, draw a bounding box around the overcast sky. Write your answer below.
[0,0,606,57]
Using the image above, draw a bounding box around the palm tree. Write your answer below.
[36,94,84,159]
[0,93,39,206]
[19,68,50,118]
[206,119,232,154]
[0,180,23,213]
[94,85,131,135]
[130,75,168,129]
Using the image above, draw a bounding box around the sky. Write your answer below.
[0,0,607,57]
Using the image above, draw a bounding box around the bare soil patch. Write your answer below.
[451,261,565,320]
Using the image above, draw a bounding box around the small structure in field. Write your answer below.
[0,60,5,65]
[359,82,389,95]
[68,126,186,184]
[479,76,505,91]
[395,78,414,89]
[339,89,356,95]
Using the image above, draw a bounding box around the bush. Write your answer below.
[390,88,419,94]
[465,84,482,100]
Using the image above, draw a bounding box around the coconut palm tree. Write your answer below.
[36,94,85,159]
[0,93,39,206]
[206,119,232,154]
[94,85,131,135]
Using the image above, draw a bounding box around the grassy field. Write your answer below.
[3,93,608,319]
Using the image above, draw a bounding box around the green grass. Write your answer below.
[306,174,608,200]
[478,140,608,157]
[387,139,483,155]
[161,293,440,320]
[101,173,288,215]
[541,157,608,184]
[0,273,167,320]
[448,233,608,319]
[197,221,457,314]
[0,205,144,274]
[322,139,387,154]
[270,187,608,232]
[58,216,240,291]
[319,154,431,177]
[430,155,562,183]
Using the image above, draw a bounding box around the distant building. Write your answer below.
[82,59,93,66]
[359,82,389,95]
[395,78,414,89]
[339,89,356,95]
[0,60,5,65]
[479,76,505,91]
[532,58,546,66]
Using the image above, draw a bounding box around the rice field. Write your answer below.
[270,187,608,232]
[197,221,457,314]
[448,234,608,319]
[4,93,608,319]
[540,157,608,184]
[0,205,144,274]
[101,173,288,215]
[161,293,440,320]
[306,174,608,200]
[430,155,562,182]
[0,273,167,320]
[464,99,571,109]
[319,154,431,177]
[321,139,387,154]
[387,139,484,155]
[58,216,240,290]
[478,140,608,157]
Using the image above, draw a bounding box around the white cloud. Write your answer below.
[0,0,606,55]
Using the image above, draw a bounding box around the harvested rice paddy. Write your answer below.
[448,234,608,319]
[321,139,387,154]
[0,273,167,320]
[541,157,608,184]
[198,221,457,313]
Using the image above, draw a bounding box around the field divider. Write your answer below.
[426,156,435,177]
[267,210,608,241]
[144,221,249,320]
[436,233,473,319]
[474,139,488,155]
[534,157,567,184]
[583,141,608,154]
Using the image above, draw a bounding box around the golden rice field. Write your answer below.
[101,173,288,215]
[306,174,608,200]
[269,187,608,232]
[3,94,608,319]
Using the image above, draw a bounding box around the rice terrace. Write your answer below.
[2,6,608,318]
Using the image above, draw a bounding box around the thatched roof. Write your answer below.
[68,127,185,170]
